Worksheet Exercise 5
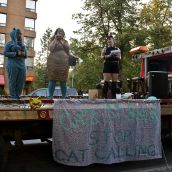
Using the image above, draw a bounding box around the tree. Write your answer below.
[33,28,53,89]
[139,0,172,48]
[40,27,52,60]
[71,0,142,91]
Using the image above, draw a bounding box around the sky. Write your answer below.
[35,0,83,51]
[35,0,150,52]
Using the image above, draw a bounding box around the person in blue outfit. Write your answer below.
[4,28,27,99]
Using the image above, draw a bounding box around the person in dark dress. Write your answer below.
[101,35,121,99]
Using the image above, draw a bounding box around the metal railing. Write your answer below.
[0,23,6,27]
[25,27,35,31]
[26,8,36,13]
[0,3,7,7]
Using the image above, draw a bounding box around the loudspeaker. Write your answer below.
[148,71,168,99]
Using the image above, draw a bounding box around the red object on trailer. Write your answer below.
[129,46,149,54]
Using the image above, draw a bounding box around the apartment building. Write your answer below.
[0,0,38,95]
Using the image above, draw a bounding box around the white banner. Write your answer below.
[52,99,161,166]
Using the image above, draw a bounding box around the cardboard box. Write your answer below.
[88,89,103,99]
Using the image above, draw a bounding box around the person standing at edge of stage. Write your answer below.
[4,28,27,99]
[101,35,121,99]
[47,28,70,99]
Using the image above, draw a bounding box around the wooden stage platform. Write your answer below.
[0,98,172,140]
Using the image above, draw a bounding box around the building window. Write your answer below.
[0,0,7,7]
[24,37,34,50]
[0,33,5,47]
[27,66,33,71]
[0,13,6,26]
[0,54,4,67]
[25,57,34,68]
[25,18,35,31]
[26,0,36,12]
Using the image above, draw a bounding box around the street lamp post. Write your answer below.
[71,73,74,88]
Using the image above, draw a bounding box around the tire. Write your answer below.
[0,136,7,172]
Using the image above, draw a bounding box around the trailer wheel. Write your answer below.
[0,136,7,172]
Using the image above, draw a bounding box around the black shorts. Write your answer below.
[103,61,119,73]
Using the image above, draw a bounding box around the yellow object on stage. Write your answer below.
[29,97,42,110]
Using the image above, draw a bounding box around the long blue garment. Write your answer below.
[4,28,27,99]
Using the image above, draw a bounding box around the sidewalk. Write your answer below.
[126,164,172,172]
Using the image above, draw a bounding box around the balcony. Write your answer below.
[0,3,7,7]
[0,23,6,27]
[0,67,4,75]
[0,27,6,38]
[25,8,37,19]
[0,3,7,13]
[24,29,36,38]
[27,47,35,57]
[27,69,35,76]
[0,46,4,54]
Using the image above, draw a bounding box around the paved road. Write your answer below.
[4,140,172,172]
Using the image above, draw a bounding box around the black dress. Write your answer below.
[103,46,120,74]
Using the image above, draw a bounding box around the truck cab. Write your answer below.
[129,46,172,98]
